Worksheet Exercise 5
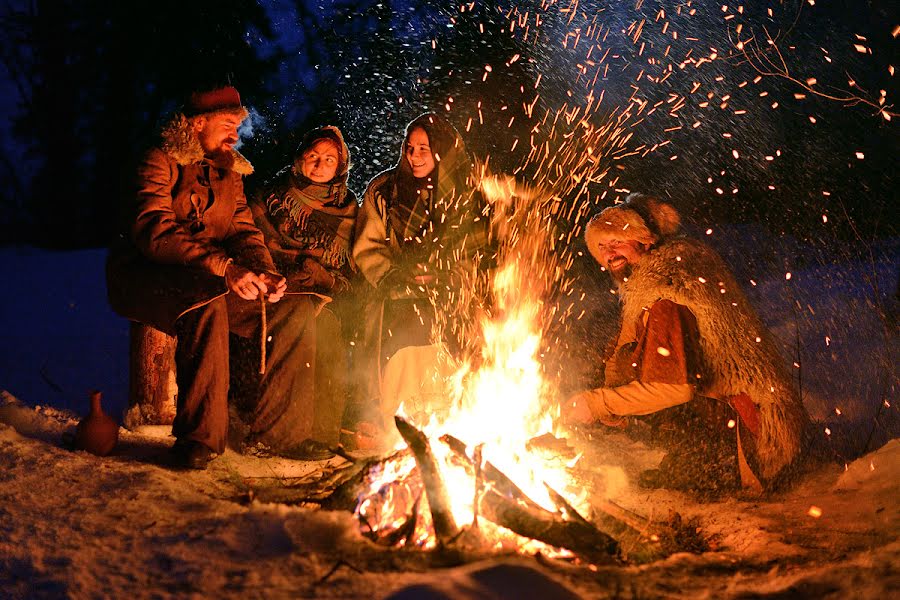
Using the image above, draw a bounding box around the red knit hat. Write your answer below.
[185,86,246,117]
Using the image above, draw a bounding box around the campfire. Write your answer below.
[322,178,699,565]
[240,174,706,566]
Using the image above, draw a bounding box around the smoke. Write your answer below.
[235,107,269,150]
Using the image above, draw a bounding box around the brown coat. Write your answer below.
[107,114,275,335]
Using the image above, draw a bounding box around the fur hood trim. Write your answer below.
[159,113,253,175]
[620,236,808,478]
[585,193,681,264]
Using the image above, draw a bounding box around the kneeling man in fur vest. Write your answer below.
[108,86,333,469]
[563,194,808,493]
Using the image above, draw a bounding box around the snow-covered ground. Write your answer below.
[1,391,898,598]
[0,242,897,598]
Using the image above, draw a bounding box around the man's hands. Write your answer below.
[259,271,287,302]
[225,263,287,303]
[411,263,436,286]
[562,391,596,426]
[378,264,436,291]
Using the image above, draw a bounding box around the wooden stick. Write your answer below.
[314,559,362,585]
[394,416,460,545]
[543,482,593,527]
[593,500,652,534]
[472,443,484,527]
[588,500,668,564]
[259,293,267,374]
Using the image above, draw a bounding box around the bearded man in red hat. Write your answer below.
[563,194,808,493]
[108,86,329,468]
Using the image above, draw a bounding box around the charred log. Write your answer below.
[320,449,411,511]
[478,487,619,564]
[237,457,380,506]
[394,416,460,545]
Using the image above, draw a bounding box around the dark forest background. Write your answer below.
[0,1,895,438]
[0,0,896,249]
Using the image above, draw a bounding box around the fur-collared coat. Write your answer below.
[616,236,808,479]
[107,114,275,335]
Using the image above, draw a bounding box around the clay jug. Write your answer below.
[74,390,119,456]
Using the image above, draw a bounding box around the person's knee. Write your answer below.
[269,295,317,323]
[176,296,229,334]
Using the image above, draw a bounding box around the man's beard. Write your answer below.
[206,142,237,162]
[218,137,239,153]
[609,262,633,285]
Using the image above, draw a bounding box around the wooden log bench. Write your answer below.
[123,322,177,428]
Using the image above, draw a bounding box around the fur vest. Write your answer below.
[618,236,808,479]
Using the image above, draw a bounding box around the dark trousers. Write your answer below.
[172,294,334,453]
[639,397,755,491]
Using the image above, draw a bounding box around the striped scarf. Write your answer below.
[263,170,357,269]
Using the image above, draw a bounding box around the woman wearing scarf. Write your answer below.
[233,126,358,459]
[353,113,488,433]
[255,126,357,293]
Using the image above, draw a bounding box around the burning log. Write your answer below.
[478,487,619,564]
[372,493,422,547]
[544,485,667,563]
[543,482,593,527]
[440,434,545,513]
[394,416,460,545]
[238,454,393,507]
[321,449,412,511]
[472,443,484,527]
[439,434,620,563]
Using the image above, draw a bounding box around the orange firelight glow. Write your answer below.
[355,179,591,552]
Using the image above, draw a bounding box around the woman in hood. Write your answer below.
[353,113,488,433]
[253,125,358,294]
[231,126,360,460]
